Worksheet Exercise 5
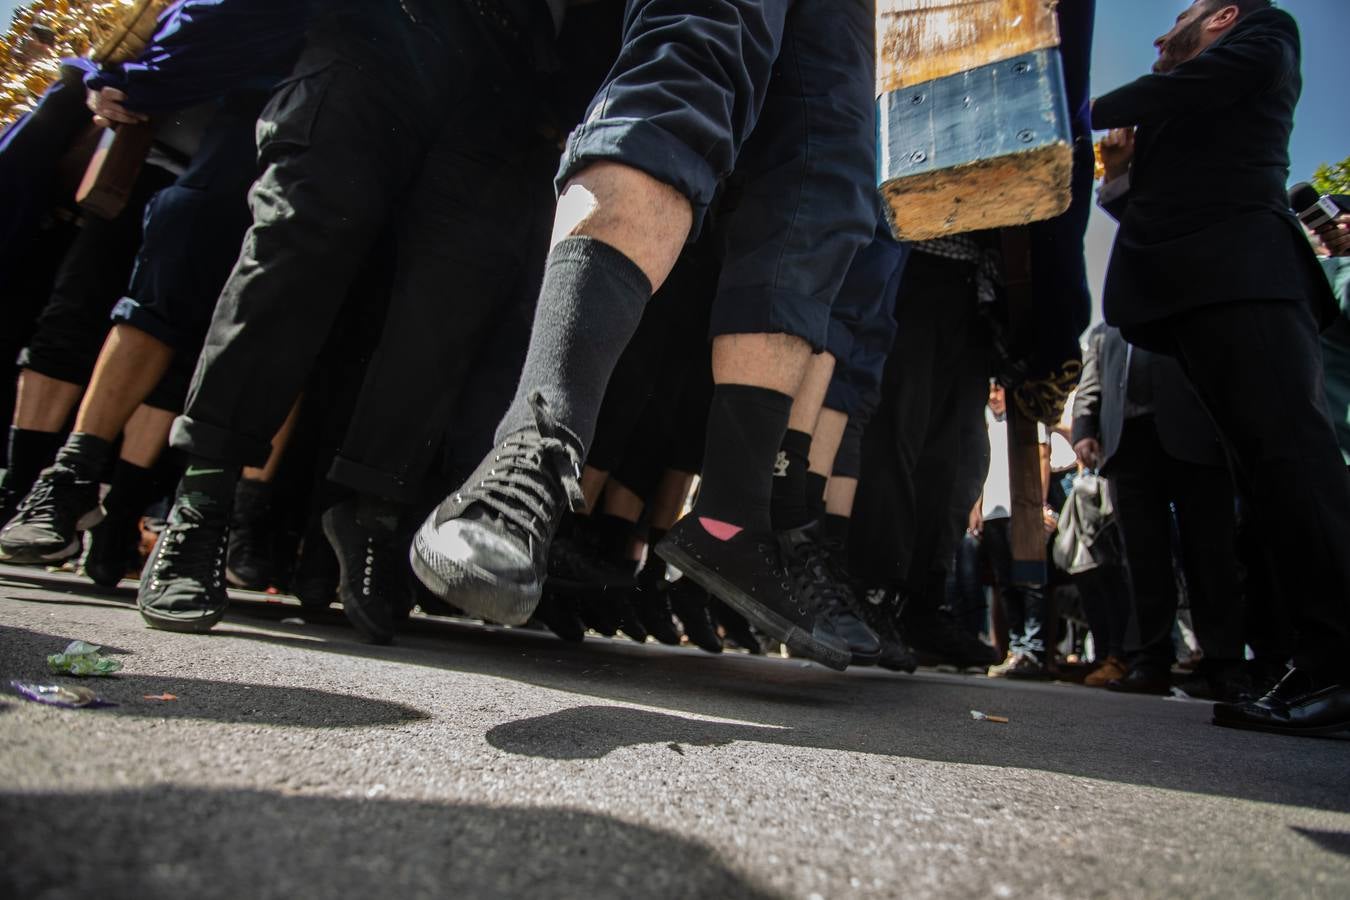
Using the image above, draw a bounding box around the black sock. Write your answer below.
[177,455,239,510]
[805,472,828,524]
[824,513,851,546]
[770,429,813,532]
[53,432,114,481]
[3,427,64,492]
[692,384,793,533]
[495,237,652,452]
[102,459,157,520]
[588,512,635,563]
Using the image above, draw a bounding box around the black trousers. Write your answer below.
[851,251,991,595]
[172,0,545,499]
[17,165,177,402]
[1108,416,1242,672]
[1150,298,1350,678]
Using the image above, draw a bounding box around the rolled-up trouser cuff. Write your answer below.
[328,455,423,505]
[708,285,831,352]
[170,414,271,468]
[109,297,185,350]
[558,117,720,239]
[15,345,95,387]
[826,315,854,363]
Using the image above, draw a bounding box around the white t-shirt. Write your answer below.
[982,407,1047,521]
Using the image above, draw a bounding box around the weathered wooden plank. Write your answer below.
[878,49,1072,240]
[877,0,1061,94]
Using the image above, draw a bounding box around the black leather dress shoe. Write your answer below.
[1106,667,1172,695]
[1213,668,1350,737]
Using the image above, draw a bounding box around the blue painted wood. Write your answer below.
[879,48,1072,186]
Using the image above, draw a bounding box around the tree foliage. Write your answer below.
[1312,156,1350,197]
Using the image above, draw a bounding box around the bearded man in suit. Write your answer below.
[1092,0,1349,736]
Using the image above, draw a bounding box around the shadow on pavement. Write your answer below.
[1293,827,1350,859]
[0,787,774,900]
[5,567,1350,814]
[0,627,428,729]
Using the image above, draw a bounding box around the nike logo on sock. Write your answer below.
[698,517,743,542]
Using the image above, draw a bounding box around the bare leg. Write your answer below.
[809,408,848,477]
[74,326,174,441]
[600,478,644,524]
[581,465,610,515]
[712,333,812,397]
[13,370,82,432]
[825,476,858,517]
[648,469,696,532]
[242,398,300,483]
[789,353,836,436]
[553,162,692,292]
[119,405,175,468]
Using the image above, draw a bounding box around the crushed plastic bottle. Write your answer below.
[46,640,123,677]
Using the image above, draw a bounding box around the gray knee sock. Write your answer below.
[495,237,651,451]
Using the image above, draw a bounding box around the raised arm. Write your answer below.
[1091,13,1297,130]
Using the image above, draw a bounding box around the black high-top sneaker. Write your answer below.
[656,517,851,671]
[322,496,410,645]
[227,479,274,590]
[781,525,881,667]
[667,577,723,654]
[138,491,230,632]
[82,510,143,588]
[0,465,104,564]
[855,586,919,673]
[411,392,585,625]
[630,557,682,646]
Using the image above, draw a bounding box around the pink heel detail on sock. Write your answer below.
[698,517,743,542]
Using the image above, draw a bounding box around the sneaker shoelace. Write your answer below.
[459,392,584,549]
[10,470,75,528]
[153,494,227,585]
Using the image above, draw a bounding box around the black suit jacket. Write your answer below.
[1092,8,1336,335]
[1072,324,1225,470]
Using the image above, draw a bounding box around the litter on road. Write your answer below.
[969,710,1010,724]
[10,681,111,709]
[46,640,123,677]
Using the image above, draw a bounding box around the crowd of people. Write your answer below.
[1,0,1348,738]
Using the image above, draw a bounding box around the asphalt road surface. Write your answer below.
[2,563,1348,899]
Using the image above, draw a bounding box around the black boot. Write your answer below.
[631,557,681,646]
[855,587,919,673]
[533,590,587,642]
[322,495,410,645]
[83,460,157,588]
[668,577,723,654]
[292,512,339,610]
[712,599,763,654]
[227,478,275,590]
[779,525,880,667]
[412,393,584,626]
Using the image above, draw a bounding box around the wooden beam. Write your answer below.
[877,0,1061,94]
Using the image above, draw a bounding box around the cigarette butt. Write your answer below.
[985,715,1010,724]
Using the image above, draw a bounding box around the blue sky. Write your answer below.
[4,0,1347,316]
